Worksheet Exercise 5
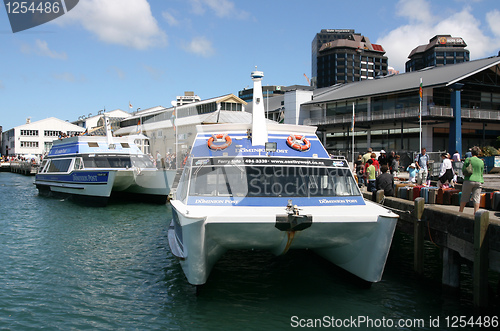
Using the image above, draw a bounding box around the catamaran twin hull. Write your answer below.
[168,123,399,286]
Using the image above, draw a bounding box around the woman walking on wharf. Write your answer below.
[459,146,484,214]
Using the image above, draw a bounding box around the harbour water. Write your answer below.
[0,172,496,330]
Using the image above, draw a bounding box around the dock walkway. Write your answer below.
[362,172,500,308]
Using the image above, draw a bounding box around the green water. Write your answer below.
[0,172,496,330]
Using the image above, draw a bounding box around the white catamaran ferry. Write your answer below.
[35,118,175,205]
[168,70,398,286]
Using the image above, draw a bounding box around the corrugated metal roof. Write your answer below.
[305,56,500,104]
[114,111,273,136]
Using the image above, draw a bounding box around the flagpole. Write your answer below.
[171,101,178,169]
[419,78,422,152]
[352,102,355,167]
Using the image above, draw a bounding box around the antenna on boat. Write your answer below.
[103,113,114,145]
[251,67,268,146]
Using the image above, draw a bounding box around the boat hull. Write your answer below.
[112,169,176,204]
[169,201,398,285]
[35,168,175,205]
[35,170,117,206]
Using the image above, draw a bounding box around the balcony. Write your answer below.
[304,106,500,126]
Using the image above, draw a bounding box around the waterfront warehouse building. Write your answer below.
[71,109,131,131]
[406,35,470,72]
[1,117,85,157]
[114,94,251,167]
[300,55,500,159]
[312,29,388,88]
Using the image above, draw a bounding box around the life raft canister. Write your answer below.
[207,133,232,151]
[286,134,311,152]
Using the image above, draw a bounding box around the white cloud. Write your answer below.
[53,72,86,83]
[162,11,179,27]
[486,9,500,37]
[188,0,249,19]
[377,0,500,72]
[142,64,164,80]
[21,39,67,60]
[57,0,167,50]
[108,66,126,80]
[181,36,215,57]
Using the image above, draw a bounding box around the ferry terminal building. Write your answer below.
[296,55,500,160]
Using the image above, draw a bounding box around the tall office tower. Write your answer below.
[312,29,388,88]
[406,35,469,72]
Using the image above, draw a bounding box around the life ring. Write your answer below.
[207,133,232,151]
[286,134,311,152]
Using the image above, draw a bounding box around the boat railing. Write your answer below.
[330,155,346,161]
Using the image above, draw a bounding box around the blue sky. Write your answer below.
[1,0,500,130]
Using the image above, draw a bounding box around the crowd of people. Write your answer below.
[0,155,39,164]
[155,151,178,169]
[354,148,400,196]
[353,146,485,212]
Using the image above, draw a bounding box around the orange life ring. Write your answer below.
[286,134,311,152]
[207,133,232,151]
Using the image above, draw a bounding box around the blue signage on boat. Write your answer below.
[191,133,330,159]
[186,196,365,206]
[36,171,110,183]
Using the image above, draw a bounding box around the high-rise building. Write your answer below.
[405,35,469,72]
[312,29,388,88]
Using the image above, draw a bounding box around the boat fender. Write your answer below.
[286,135,311,152]
[134,167,142,176]
[207,134,232,151]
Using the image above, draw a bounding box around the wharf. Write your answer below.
[9,161,38,175]
[362,172,500,308]
[0,162,11,172]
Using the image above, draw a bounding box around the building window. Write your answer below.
[44,130,59,137]
[20,141,39,148]
[20,130,39,136]
[220,102,242,111]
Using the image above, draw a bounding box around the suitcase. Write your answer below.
[428,188,438,204]
[399,186,409,200]
[484,192,494,210]
[443,189,460,205]
[479,193,486,208]
[421,186,438,203]
[395,182,412,196]
[412,185,424,200]
[408,187,414,201]
[436,188,445,204]
[493,191,500,211]
[451,191,460,206]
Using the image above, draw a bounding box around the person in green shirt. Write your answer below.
[366,159,377,192]
[459,146,484,214]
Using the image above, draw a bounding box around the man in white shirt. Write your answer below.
[415,148,429,185]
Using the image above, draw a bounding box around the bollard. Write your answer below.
[373,190,385,203]
[473,210,489,308]
[413,197,425,275]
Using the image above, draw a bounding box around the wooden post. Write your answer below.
[413,197,425,275]
[473,210,489,308]
[442,247,461,289]
[373,189,384,203]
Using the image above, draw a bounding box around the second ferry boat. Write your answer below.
[35,115,175,205]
